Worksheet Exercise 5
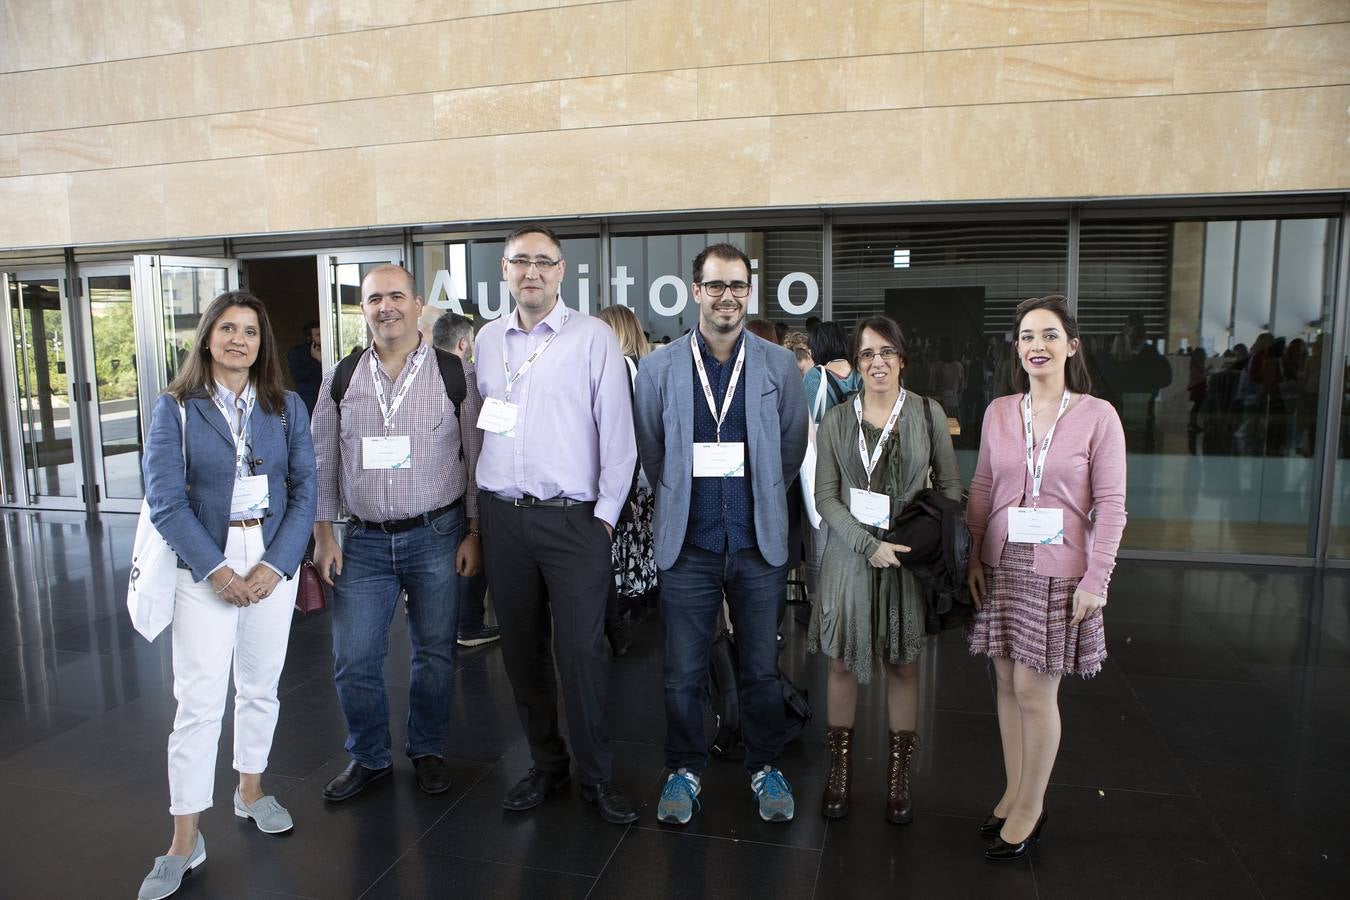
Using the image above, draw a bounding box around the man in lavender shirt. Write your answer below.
[474,224,640,825]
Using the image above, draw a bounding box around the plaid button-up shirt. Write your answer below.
[312,339,482,524]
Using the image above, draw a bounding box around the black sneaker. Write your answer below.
[457,625,501,648]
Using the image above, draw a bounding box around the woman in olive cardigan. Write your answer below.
[808,315,963,825]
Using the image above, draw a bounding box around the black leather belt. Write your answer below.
[492,492,589,509]
[351,499,461,534]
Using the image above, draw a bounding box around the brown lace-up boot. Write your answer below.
[886,730,918,824]
[820,727,853,818]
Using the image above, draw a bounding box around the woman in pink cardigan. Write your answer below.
[966,295,1126,861]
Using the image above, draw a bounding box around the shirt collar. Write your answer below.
[506,297,568,335]
[371,335,429,381]
[693,327,745,368]
[213,380,251,407]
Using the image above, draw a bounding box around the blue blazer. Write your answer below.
[634,330,809,570]
[143,390,317,582]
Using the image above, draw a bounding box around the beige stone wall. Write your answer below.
[1,0,1347,248]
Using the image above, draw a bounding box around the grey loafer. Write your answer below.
[137,832,205,900]
[233,788,295,834]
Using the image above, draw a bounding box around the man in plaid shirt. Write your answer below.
[310,264,484,802]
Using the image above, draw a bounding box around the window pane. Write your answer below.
[608,228,823,346]
[832,220,1069,469]
[1078,216,1338,556]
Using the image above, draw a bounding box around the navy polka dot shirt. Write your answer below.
[688,330,756,555]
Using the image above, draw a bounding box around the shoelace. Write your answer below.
[661,774,700,811]
[755,769,792,801]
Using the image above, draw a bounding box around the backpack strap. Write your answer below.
[331,345,466,417]
[329,346,366,411]
[811,366,830,420]
[432,347,467,417]
[923,395,937,475]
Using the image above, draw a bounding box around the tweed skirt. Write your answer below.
[966,541,1106,677]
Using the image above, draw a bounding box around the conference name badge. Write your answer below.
[229,474,270,519]
[1007,506,1064,545]
[477,397,520,437]
[692,442,745,478]
[849,488,891,530]
[362,435,412,470]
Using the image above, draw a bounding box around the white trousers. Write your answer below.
[167,526,297,816]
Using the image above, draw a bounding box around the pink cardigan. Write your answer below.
[967,394,1127,598]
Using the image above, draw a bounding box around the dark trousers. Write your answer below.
[480,495,615,785]
[457,569,488,634]
[660,543,788,774]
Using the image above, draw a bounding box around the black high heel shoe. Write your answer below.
[984,811,1047,861]
[978,813,1006,837]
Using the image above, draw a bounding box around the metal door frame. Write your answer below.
[0,266,87,509]
[78,263,142,513]
[315,247,404,370]
[131,254,241,442]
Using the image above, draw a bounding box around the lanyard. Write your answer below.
[691,334,746,443]
[370,342,429,432]
[853,389,906,485]
[1023,389,1072,506]
[503,307,569,400]
[210,382,255,478]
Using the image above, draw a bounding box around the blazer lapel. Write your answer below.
[675,334,695,452]
[249,395,276,442]
[742,335,763,467]
[191,396,234,448]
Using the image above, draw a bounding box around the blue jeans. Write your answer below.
[330,506,465,768]
[660,543,787,774]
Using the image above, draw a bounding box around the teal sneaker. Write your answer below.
[751,766,795,822]
[656,768,701,825]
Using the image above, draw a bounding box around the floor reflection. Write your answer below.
[0,510,1344,898]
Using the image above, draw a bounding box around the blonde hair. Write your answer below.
[783,331,810,352]
[596,304,649,359]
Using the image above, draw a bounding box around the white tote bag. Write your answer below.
[127,403,185,641]
[799,369,830,529]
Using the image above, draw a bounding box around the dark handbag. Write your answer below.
[295,558,327,614]
[886,398,974,633]
[279,407,326,614]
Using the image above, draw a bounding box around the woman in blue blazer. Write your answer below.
[137,291,315,900]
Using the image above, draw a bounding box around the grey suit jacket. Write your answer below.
[633,329,809,570]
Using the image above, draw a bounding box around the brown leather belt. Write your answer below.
[229,518,264,528]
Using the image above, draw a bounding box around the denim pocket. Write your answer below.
[429,508,465,538]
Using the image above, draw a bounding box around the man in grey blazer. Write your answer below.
[633,243,808,826]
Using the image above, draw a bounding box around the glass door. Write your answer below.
[317,249,404,368]
[79,266,143,513]
[0,268,87,509]
[131,255,240,442]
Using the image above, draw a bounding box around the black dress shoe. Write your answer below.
[580,781,639,825]
[978,813,1006,837]
[323,760,392,802]
[502,768,571,811]
[985,811,1047,861]
[413,755,452,794]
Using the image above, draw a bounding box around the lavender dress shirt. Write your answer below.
[473,300,637,527]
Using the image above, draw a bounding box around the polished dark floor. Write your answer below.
[1,509,1346,899]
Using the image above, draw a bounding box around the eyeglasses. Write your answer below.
[697,280,751,299]
[504,256,562,271]
[858,348,900,362]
